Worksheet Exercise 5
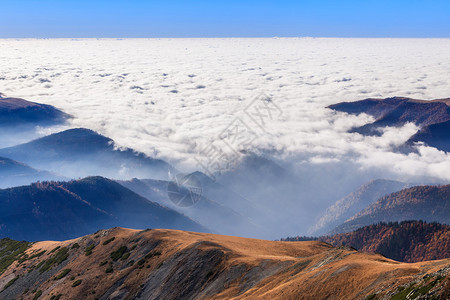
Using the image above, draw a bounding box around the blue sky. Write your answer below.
[1,0,449,38]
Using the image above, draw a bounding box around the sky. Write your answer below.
[0,0,449,38]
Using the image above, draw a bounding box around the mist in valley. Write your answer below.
[1,39,450,240]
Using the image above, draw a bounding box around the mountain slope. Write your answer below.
[328,96,450,136]
[0,128,174,180]
[309,179,409,235]
[0,177,206,241]
[0,228,449,300]
[330,185,450,234]
[286,221,450,263]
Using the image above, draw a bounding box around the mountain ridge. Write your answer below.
[0,227,449,300]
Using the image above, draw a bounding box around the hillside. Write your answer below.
[0,228,449,300]
[328,96,450,137]
[0,97,70,127]
[0,177,206,241]
[330,185,450,234]
[0,128,174,180]
[286,221,450,263]
[309,179,409,235]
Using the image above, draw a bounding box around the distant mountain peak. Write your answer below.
[38,127,110,139]
[31,127,113,147]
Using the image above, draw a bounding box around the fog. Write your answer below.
[1,38,450,238]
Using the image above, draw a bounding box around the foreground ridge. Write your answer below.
[0,228,449,299]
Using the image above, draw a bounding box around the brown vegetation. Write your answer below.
[0,227,449,299]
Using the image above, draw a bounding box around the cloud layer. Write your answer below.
[1,38,450,182]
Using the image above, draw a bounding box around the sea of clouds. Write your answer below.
[1,38,450,182]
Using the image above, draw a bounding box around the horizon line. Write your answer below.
[1,36,450,39]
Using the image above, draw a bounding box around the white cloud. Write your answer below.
[1,38,450,182]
